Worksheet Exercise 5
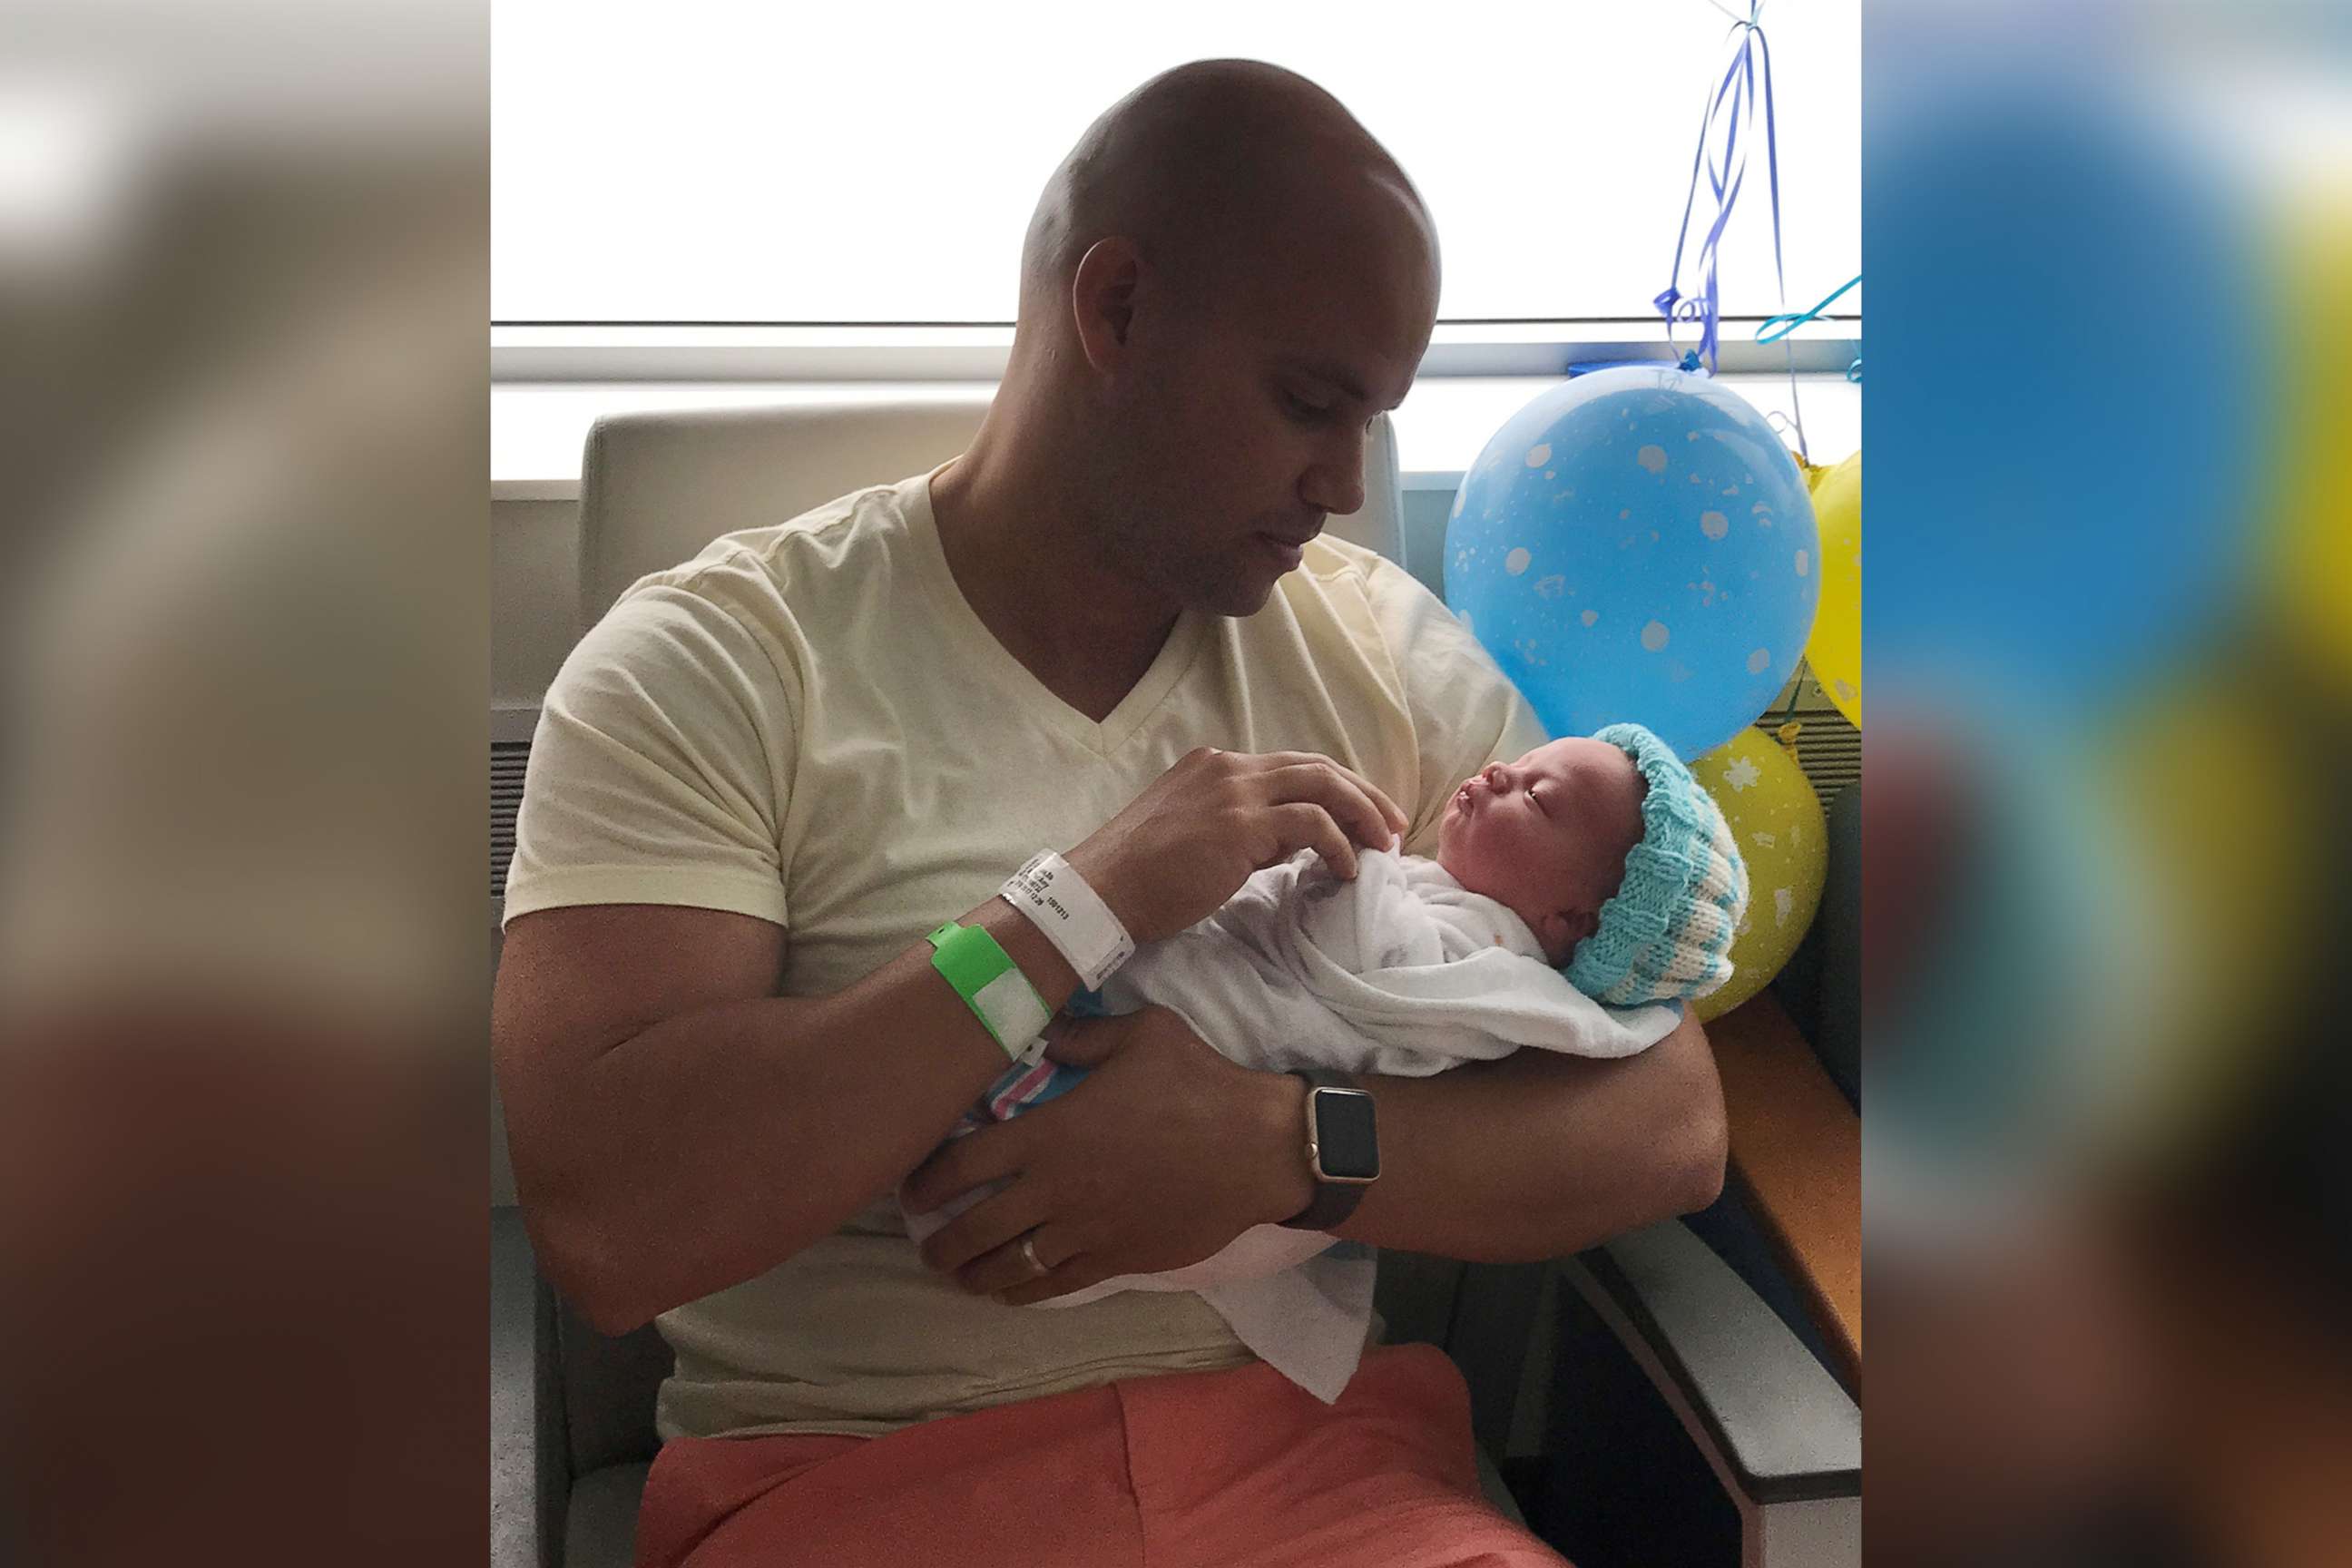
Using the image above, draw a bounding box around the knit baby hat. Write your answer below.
[1563,722,1749,1006]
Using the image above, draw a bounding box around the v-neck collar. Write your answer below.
[902,462,1210,758]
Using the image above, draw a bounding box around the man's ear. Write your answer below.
[1071,237,1142,371]
[1538,907,1599,965]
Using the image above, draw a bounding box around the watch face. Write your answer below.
[1312,1088,1380,1182]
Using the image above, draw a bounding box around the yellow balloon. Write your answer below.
[2267,205,2352,693]
[2092,669,2309,1157]
[1802,451,1862,728]
[1690,724,1828,1024]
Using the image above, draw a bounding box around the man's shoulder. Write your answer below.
[614,473,922,625]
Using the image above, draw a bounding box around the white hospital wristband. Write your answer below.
[999,851,1136,992]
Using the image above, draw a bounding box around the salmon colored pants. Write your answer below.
[634,1342,1570,1568]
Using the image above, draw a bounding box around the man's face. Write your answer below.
[1101,178,1438,618]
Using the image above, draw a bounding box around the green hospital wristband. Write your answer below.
[926,921,1051,1064]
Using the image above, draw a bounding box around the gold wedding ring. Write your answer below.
[1018,1233,1049,1279]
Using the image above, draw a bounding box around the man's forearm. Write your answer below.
[497,898,1082,1333]
[1326,1009,1727,1262]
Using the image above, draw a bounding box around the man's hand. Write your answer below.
[901,1006,1315,1305]
[1066,748,1408,944]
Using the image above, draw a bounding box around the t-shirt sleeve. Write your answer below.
[503,583,797,928]
[1361,556,1550,858]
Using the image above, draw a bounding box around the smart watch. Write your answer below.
[1276,1069,1379,1230]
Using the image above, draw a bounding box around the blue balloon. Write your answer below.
[1443,367,1820,758]
[1866,75,2258,722]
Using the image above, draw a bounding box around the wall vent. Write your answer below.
[491,740,530,899]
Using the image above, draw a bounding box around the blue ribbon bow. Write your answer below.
[1655,2,1788,381]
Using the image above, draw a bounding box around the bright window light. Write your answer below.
[494,1,1857,325]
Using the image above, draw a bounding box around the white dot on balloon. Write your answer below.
[1636,445,1667,474]
[1535,574,1565,598]
[1690,473,1704,485]
[1836,678,1857,701]
[1642,621,1671,652]
[1721,486,1740,496]
[1774,887,1795,927]
[1796,549,1811,576]
[1700,510,1729,540]
[1525,444,1552,468]
[1581,609,1599,627]
[1619,509,1632,520]
[1544,470,1556,480]
[1747,648,1770,674]
[1505,547,1532,575]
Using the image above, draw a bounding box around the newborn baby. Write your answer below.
[903,720,1749,1400]
[1440,724,1750,1004]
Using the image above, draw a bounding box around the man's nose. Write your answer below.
[1300,428,1367,519]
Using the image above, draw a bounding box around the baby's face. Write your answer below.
[1436,738,1648,964]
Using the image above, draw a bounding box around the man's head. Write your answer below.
[1004,60,1441,617]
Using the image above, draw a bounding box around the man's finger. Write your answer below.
[1340,762,1412,838]
[1252,752,1409,838]
[1260,762,1400,858]
[1271,800,1357,879]
[902,1118,1027,1215]
[1040,1013,1125,1070]
[958,1218,1082,1297]
[921,1179,1053,1279]
[994,1250,1111,1308]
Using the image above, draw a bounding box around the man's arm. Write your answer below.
[493,897,1076,1335]
[1330,1004,1727,1261]
[916,1003,1726,1301]
[495,747,1409,1335]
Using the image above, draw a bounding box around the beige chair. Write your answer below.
[492,397,1858,1568]
[575,395,1406,632]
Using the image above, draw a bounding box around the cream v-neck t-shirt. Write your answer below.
[505,463,1544,1438]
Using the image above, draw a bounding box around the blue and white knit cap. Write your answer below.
[1563,722,1749,1006]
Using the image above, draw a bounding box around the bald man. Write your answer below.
[495,60,1726,1567]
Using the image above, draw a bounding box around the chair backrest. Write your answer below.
[576,397,1408,627]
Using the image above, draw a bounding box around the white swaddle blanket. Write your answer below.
[905,848,1681,1402]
